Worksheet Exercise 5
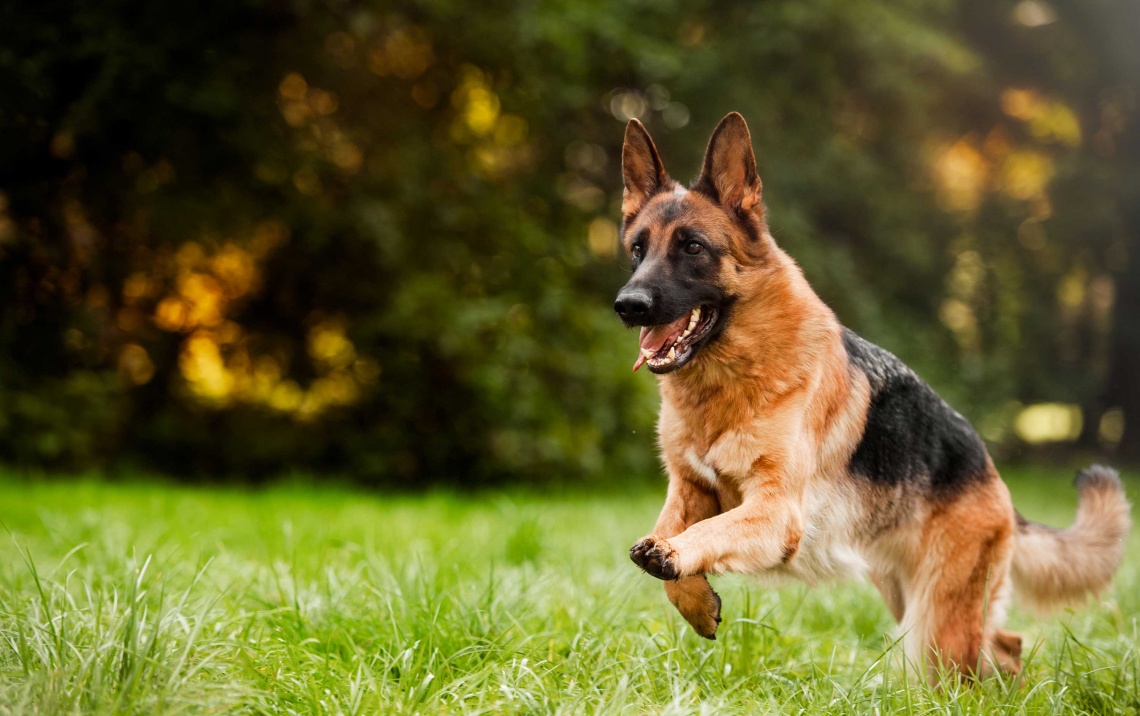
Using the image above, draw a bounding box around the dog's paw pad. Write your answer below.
[629,536,680,580]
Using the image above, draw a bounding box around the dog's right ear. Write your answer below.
[694,112,761,214]
[621,119,669,218]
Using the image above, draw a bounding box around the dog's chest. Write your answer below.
[686,442,868,584]
[684,449,719,487]
[769,481,869,585]
[678,426,770,483]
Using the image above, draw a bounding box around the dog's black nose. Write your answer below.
[614,288,653,323]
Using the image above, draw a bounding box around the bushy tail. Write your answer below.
[1011,465,1131,613]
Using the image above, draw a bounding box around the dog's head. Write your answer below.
[615,112,770,374]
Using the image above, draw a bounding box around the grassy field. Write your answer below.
[0,468,1137,714]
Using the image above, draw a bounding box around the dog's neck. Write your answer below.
[660,244,839,400]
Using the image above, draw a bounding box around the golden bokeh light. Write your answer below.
[933,140,987,212]
[1001,89,1081,146]
[1000,149,1054,201]
[367,27,433,79]
[118,344,156,386]
[1014,403,1083,443]
[180,333,232,400]
[1100,408,1125,445]
[587,218,618,258]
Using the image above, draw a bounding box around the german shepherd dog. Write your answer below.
[615,112,1131,679]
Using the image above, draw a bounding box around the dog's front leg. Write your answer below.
[634,477,802,579]
[629,474,723,639]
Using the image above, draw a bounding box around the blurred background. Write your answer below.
[1,0,1137,487]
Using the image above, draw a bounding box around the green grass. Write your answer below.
[0,468,1137,714]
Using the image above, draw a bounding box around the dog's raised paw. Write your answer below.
[629,536,680,580]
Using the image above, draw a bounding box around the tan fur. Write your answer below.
[622,113,1131,682]
[1011,466,1131,613]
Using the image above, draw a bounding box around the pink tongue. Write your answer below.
[632,314,690,372]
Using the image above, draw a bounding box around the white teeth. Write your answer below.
[647,308,702,366]
[681,307,700,338]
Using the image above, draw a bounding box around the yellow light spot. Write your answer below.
[587,218,618,258]
[1033,103,1081,147]
[122,273,153,303]
[1001,89,1038,121]
[948,250,985,298]
[933,140,987,212]
[330,142,363,172]
[1012,0,1056,27]
[1057,269,1086,309]
[308,319,356,369]
[269,380,304,412]
[279,73,308,102]
[210,244,258,298]
[175,241,205,270]
[155,297,189,332]
[180,334,233,401]
[179,273,226,328]
[939,298,978,348]
[1099,408,1125,445]
[216,320,243,344]
[50,132,75,159]
[309,88,339,116]
[312,372,359,407]
[293,167,321,195]
[1001,149,1053,201]
[494,115,528,146]
[1001,88,1081,146]
[1014,403,1082,443]
[369,27,433,79]
[463,87,500,136]
[118,344,155,385]
[282,102,312,128]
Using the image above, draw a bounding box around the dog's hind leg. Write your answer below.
[630,475,723,639]
[900,477,1021,682]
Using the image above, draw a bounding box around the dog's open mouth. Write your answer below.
[633,305,720,374]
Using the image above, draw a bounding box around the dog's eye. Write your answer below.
[631,243,643,260]
[684,241,703,255]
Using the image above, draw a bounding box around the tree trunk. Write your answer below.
[1106,197,1140,461]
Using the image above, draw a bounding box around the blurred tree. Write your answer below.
[959,0,1140,457]
[0,0,1135,483]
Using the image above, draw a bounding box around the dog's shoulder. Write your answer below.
[840,327,989,495]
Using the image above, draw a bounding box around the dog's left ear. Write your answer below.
[694,112,762,213]
[621,119,670,218]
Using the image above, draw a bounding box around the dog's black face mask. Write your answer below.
[614,205,730,374]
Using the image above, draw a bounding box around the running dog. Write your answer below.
[615,112,1130,679]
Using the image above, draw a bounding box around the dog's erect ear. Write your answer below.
[694,112,762,213]
[621,119,669,217]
